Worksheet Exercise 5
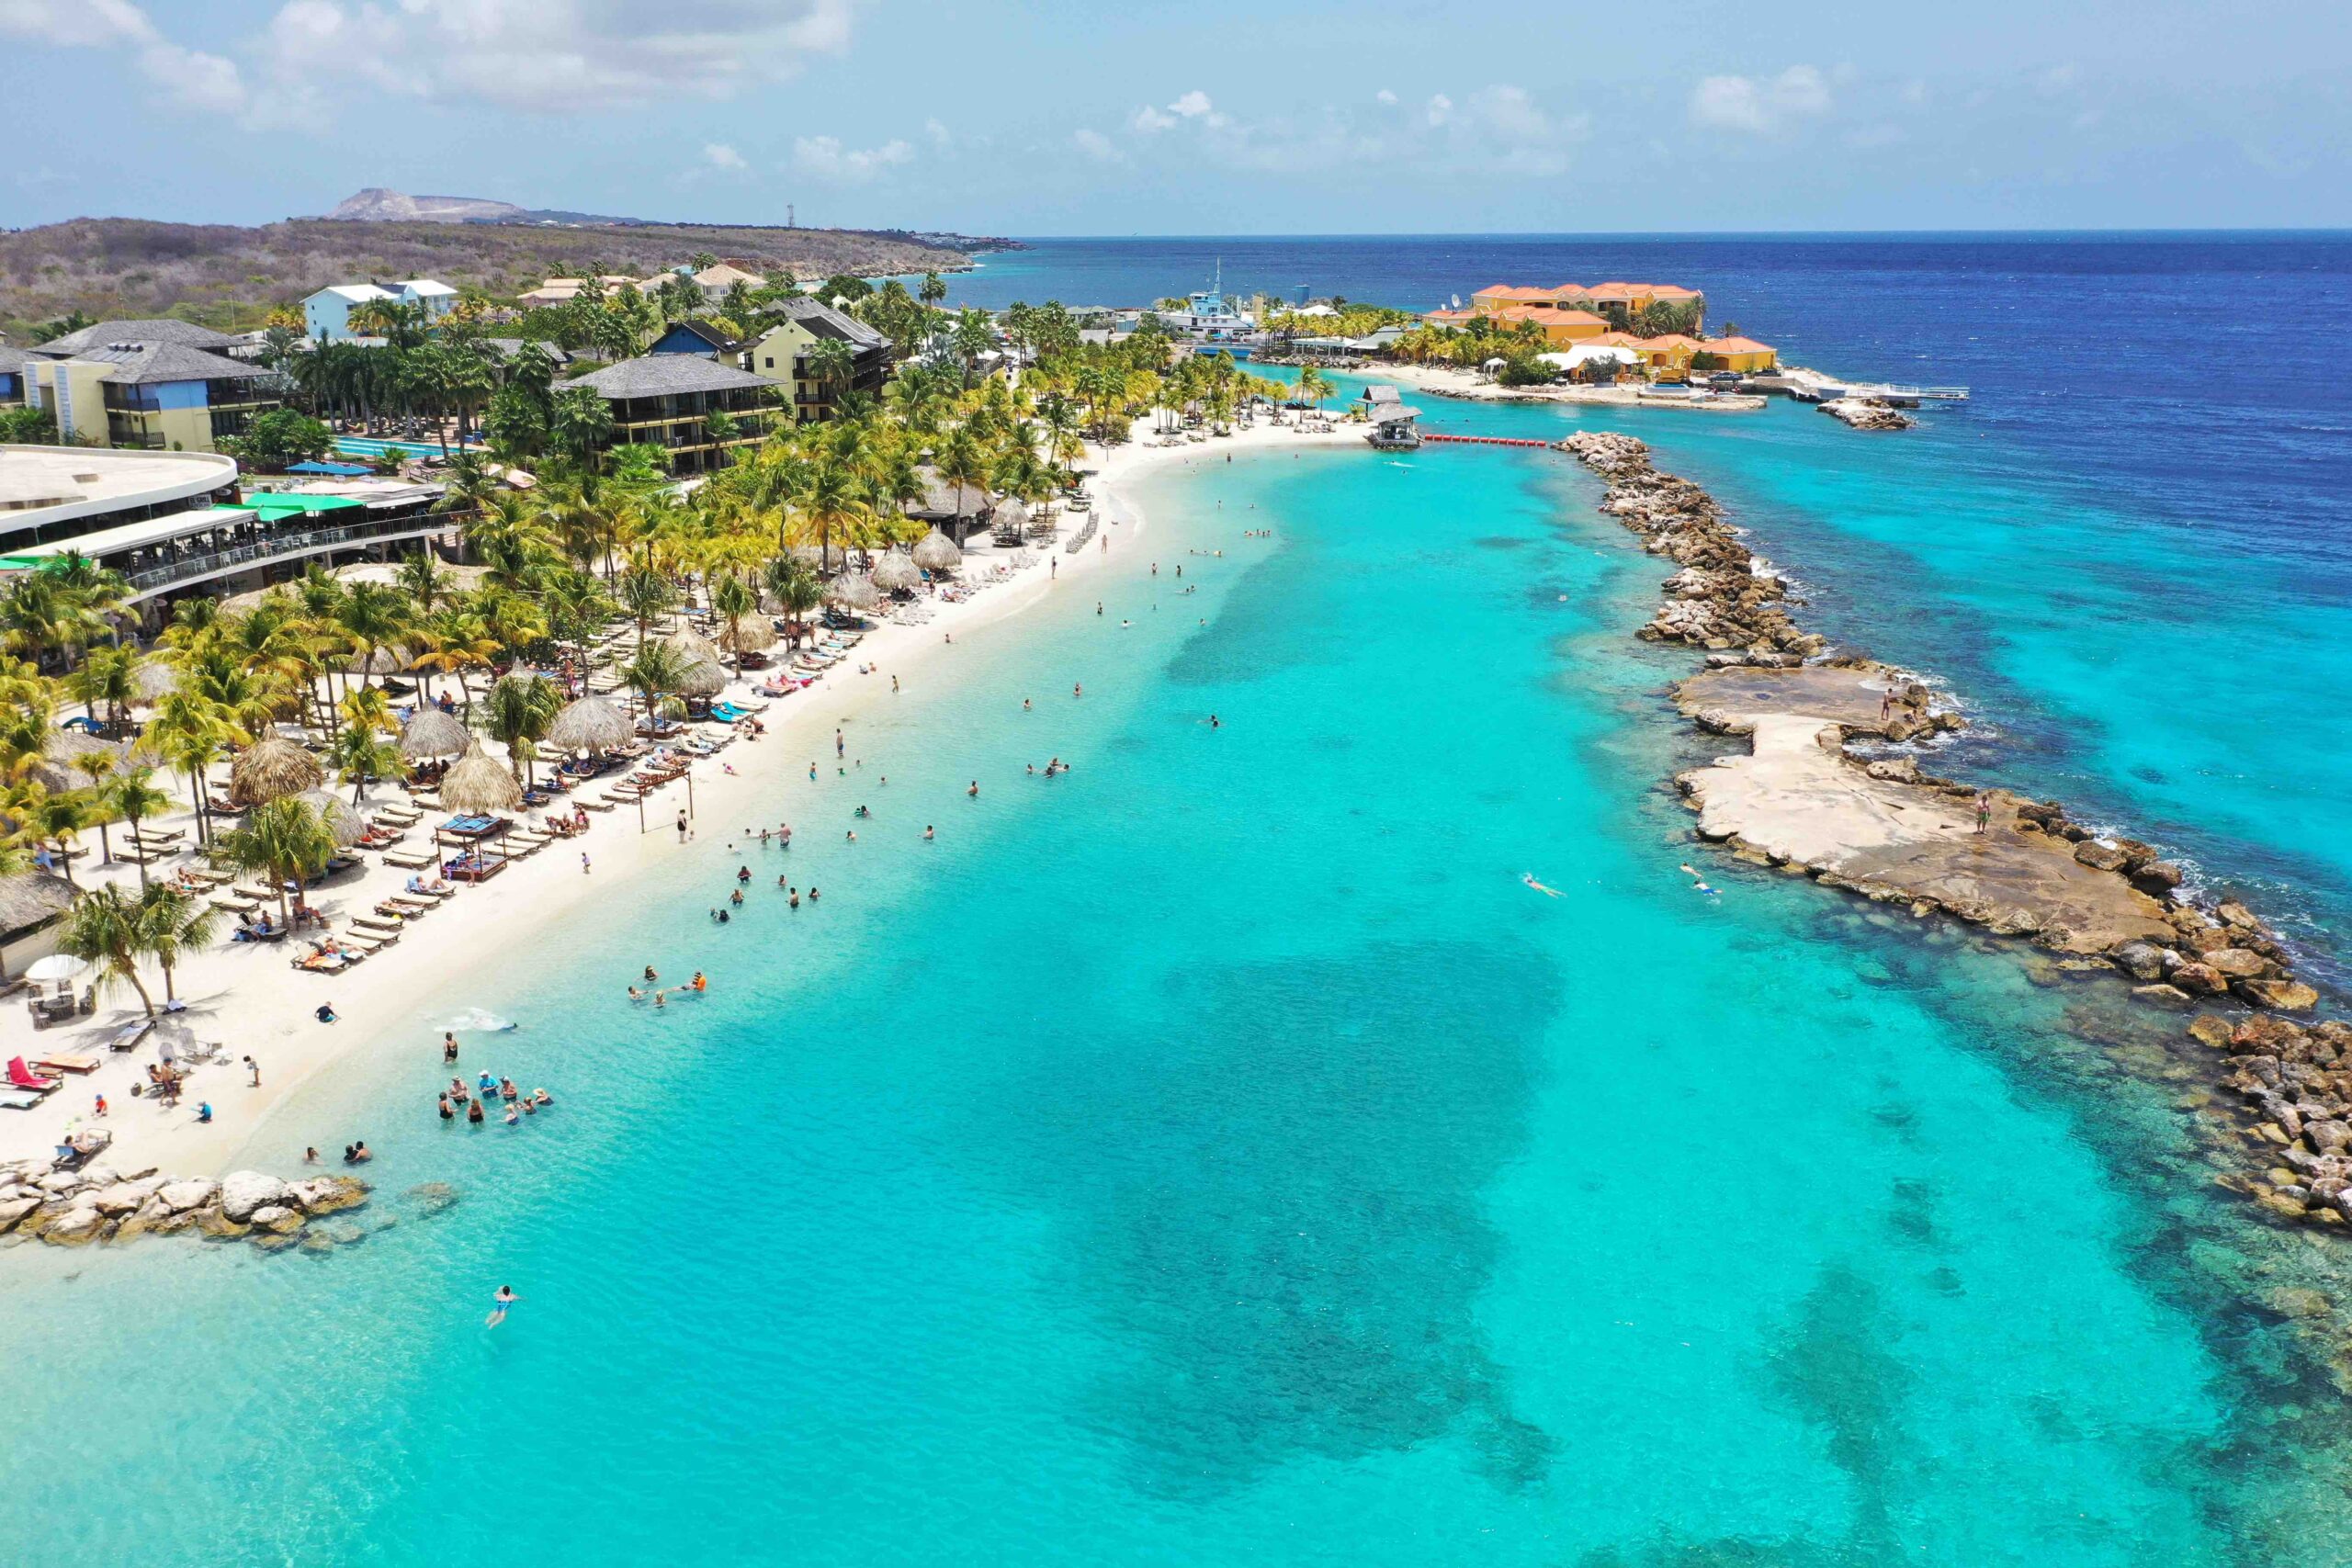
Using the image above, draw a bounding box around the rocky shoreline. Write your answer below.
[1556,429,2344,1225]
[1819,397,1917,431]
[0,1160,372,1253]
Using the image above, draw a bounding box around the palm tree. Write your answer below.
[805,338,855,420]
[934,427,990,532]
[618,642,690,726]
[480,673,562,784]
[337,581,413,692]
[26,789,92,886]
[209,795,336,929]
[615,566,677,655]
[551,385,616,466]
[57,883,220,1019]
[102,764,175,891]
[328,687,402,804]
[412,607,498,711]
[143,692,236,847]
[394,551,453,614]
[789,461,868,573]
[709,573,759,669]
[763,556,824,648]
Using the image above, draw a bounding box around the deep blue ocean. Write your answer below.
[4,234,2350,1565]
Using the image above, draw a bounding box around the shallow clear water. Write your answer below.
[3,419,2340,1563]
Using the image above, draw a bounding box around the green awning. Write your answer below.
[242,493,368,516]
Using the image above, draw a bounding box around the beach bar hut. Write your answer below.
[870,551,920,593]
[546,694,632,756]
[911,528,962,577]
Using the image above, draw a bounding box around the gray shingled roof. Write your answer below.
[770,297,888,350]
[32,319,243,356]
[485,337,572,366]
[0,345,28,373]
[570,355,775,400]
[77,342,273,386]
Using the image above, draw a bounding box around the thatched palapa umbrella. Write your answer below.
[870,552,920,592]
[718,615,778,654]
[295,789,367,848]
[662,630,726,669]
[545,694,632,754]
[399,707,472,761]
[132,660,179,705]
[828,573,880,614]
[911,528,962,575]
[229,736,323,807]
[439,741,522,815]
[345,646,408,677]
[32,731,131,795]
[673,659,729,699]
[0,874,75,981]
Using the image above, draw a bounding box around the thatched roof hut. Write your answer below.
[911,528,962,574]
[828,573,880,614]
[673,659,729,699]
[296,790,367,848]
[870,552,920,592]
[31,730,133,795]
[439,742,521,815]
[344,645,410,676]
[989,498,1029,541]
[132,660,179,704]
[662,630,726,669]
[399,707,472,761]
[545,694,632,754]
[718,615,778,654]
[228,737,322,807]
[0,872,75,945]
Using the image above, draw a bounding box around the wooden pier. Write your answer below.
[1421,433,1554,449]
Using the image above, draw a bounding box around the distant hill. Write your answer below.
[324,188,534,223]
[0,216,991,341]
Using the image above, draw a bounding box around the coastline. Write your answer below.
[0,415,1357,1186]
[1373,360,1765,412]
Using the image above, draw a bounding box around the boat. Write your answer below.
[1158,262,1258,346]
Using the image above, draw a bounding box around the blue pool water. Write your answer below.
[6,236,2351,1562]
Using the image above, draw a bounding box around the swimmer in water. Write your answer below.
[1678,863,1720,897]
[1521,873,1564,897]
[486,1285,520,1327]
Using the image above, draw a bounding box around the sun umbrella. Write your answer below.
[718,615,778,654]
[911,528,962,574]
[344,646,408,676]
[828,573,880,614]
[672,659,729,699]
[438,742,522,815]
[25,953,86,985]
[295,789,367,848]
[228,736,323,807]
[398,707,472,761]
[545,694,632,753]
[662,630,725,669]
[870,552,920,592]
[132,660,179,703]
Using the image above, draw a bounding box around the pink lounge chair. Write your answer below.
[6,1056,59,1092]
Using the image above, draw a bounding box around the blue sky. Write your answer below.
[3,0,2346,233]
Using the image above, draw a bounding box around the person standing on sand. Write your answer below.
[1975,793,1992,834]
[244,1055,260,1087]
[676,812,689,844]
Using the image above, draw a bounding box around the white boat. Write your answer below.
[1159,263,1257,344]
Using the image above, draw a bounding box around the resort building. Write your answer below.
[647,320,747,359]
[302,279,458,341]
[691,263,766,302]
[740,298,892,423]
[21,321,279,453]
[0,345,27,406]
[1470,282,1706,331]
[1480,306,1612,347]
[568,355,776,476]
[1693,336,1778,373]
[0,446,451,615]
[516,276,639,309]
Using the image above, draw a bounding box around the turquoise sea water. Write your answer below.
[6,389,2349,1562]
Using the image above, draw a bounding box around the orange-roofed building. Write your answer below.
[1485,306,1611,346]
[1423,307,1479,328]
[1692,336,1777,372]
[1470,284,1594,315]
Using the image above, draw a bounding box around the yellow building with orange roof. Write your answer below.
[1485,306,1612,346]
[1691,336,1778,372]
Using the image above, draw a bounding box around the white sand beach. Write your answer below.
[0,415,1359,1179]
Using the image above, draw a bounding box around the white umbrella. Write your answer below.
[26,954,86,984]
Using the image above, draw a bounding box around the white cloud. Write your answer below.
[791,135,913,184]
[260,0,854,112]
[924,118,952,149]
[1425,93,1453,127]
[0,0,247,113]
[1130,105,1177,132]
[1689,65,1833,135]
[1375,88,1397,107]
[2037,63,2080,96]
[1072,128,1124,164]
[1168,90,1214,119]
[703,141,748,171]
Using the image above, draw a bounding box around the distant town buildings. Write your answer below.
[302,279,458,341]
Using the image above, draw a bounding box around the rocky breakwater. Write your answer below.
[1819,397,1916,432]
[1557,428,2335,1223]
[0,1161,369,1253]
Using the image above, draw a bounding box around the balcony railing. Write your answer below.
[121,513,449,594]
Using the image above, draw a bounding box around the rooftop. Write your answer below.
[71,341,274,386]
[0,446,239,522]
[765,296,888,350]
[570,355,775,400]
[30,319,242,357]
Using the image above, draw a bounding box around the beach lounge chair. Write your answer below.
[106,1019,153,1054]
[0,1086,45,1111]
[33,1053,98,1076]
[382,849,435,870]
[335,931,388,954]
[350,916,404,936]
[6,1057,59,1094]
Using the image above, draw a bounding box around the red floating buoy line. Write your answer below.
[1420,433,1554,448]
